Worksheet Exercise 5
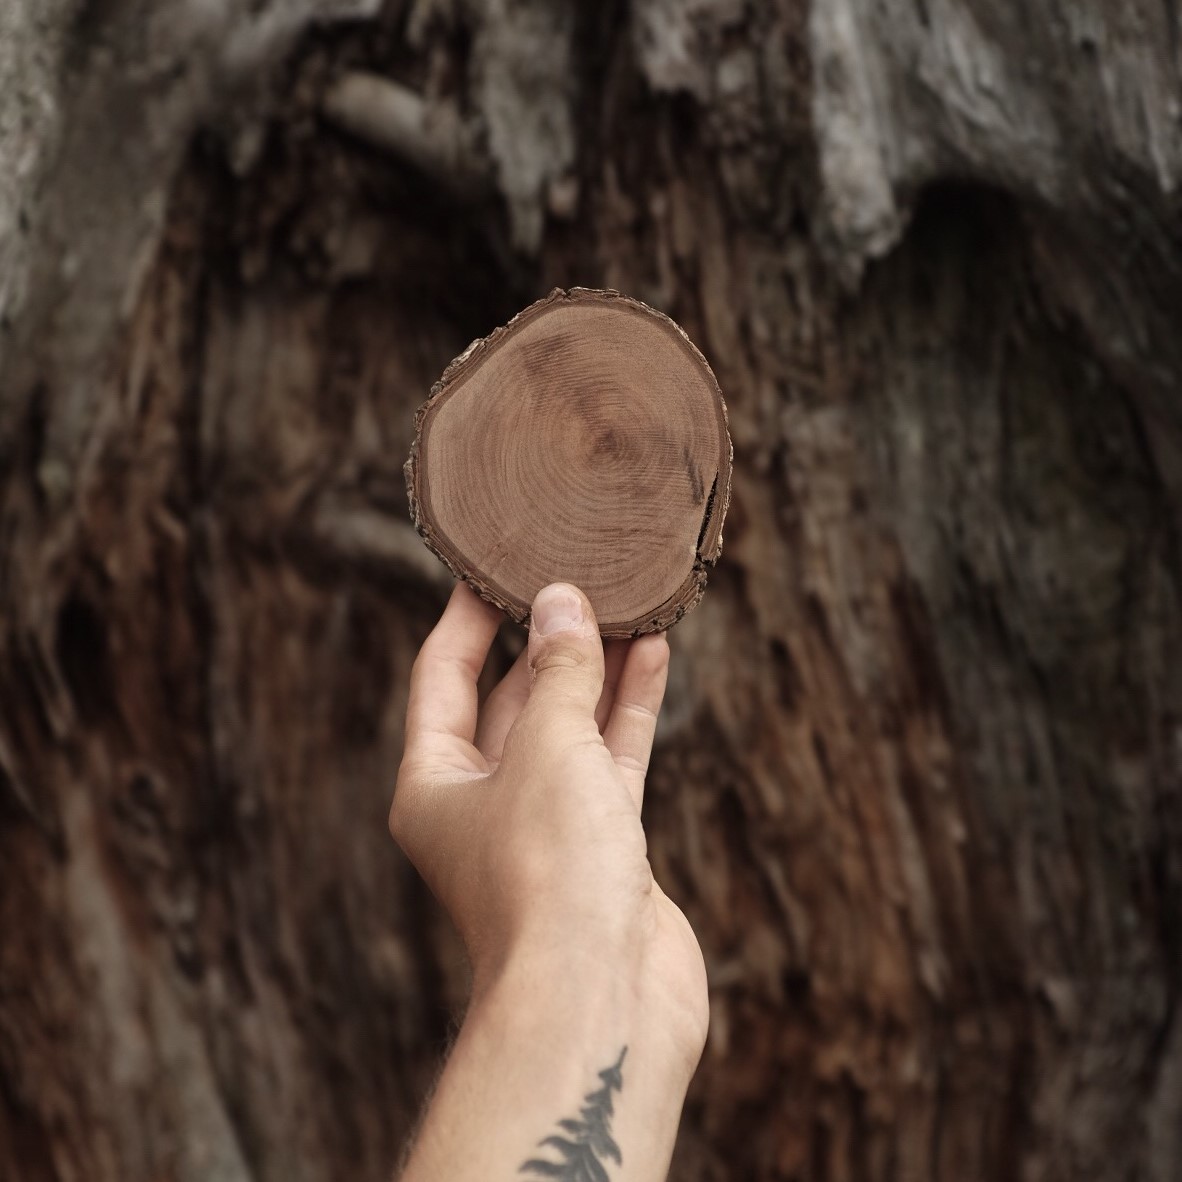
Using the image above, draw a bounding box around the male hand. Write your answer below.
[391,581,708,1072]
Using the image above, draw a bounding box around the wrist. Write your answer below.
[469,936,704,1090]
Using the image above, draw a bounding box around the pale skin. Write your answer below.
[391,581,709,1181]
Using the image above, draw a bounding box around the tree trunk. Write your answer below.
[1,3,1179,1181]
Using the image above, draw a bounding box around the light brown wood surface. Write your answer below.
[406,288,733,636]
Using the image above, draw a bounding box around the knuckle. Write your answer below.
[616,697,659,723]
[634,637,670,677]
[614,752,650,774]
[530,642,592,675]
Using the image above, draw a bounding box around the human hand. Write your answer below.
[390,581,708,1072]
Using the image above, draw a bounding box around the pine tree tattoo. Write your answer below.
[520,1046,628,1180]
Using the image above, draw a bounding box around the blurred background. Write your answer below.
[1,1,1180,1179]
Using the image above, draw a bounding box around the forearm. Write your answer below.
[399,947,698,1182]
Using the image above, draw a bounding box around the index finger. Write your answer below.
[403,581,502,773]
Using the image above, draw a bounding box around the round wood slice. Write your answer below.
[404,287,733,637]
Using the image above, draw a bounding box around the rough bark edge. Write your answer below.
[403,287,734,637]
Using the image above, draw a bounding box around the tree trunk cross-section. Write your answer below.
[405,288,733,637]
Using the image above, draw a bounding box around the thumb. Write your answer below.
[526,583,605,717]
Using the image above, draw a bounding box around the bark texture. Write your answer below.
[1,2,1180,1181]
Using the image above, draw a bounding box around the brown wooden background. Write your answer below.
[1,2,1180,1179]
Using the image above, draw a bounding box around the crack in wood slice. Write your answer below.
[405,287,733,637]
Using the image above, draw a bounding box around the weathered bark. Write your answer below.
[1,2,1179,1182]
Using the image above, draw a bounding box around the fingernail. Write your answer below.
[532,585,584,635]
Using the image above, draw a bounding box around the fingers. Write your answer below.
[602,632,670,810]
[524,584,605,721]
[594,641,631,732]
[402,581,502,775]
[474,645,530,763]
[478,633,629,765]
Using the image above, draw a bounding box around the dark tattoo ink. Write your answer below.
[520,1046,627,1180]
